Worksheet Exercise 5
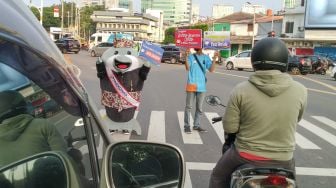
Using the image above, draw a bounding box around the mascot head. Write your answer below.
[101,47,149,74]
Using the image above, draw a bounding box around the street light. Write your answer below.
[246,2,256,47]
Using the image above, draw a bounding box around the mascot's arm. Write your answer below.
[139,60,151,81]
[96,58,106,79]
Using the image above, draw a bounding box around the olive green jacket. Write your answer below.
[223,70,307,160]
[0,114,67,167]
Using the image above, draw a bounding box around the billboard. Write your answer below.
[53,6,59,18]
[203,31,230,50]
[305,0,336,28]
[175,29,202,49]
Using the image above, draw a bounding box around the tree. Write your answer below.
[79,5,104,39]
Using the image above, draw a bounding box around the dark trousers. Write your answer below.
[209,147,295,188]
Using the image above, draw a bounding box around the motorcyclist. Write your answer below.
[209,38,308,188]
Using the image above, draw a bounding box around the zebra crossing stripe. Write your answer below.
[177,111,203,144]
[299,119,336,147]
[295,133,321,149]
[312,116,336,130]
[205,112,225,144]
[147,111,166,143]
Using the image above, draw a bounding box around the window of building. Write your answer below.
[285,22,294,33]
[301,0,304,6]
[285,0,295,8]
[247,24,253,32]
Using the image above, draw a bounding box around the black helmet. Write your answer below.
[251,38,289,72]
[0,90,27,122]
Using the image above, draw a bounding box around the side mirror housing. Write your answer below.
[100,141,185,188]
[0,151,84,188]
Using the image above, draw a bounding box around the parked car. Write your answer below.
[161,45,186,64]
[330,62,336,80]
[89,42,114,57]
[287,55,312,75]
[55,38,80,54]
[225,50,252,71]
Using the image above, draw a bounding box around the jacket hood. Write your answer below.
[248,70,293,97]
[0,114,33,141]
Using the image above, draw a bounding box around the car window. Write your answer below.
[107,43,114,47]
[98,36,102,42]
[238,52,249,57]
[0,62,94,184]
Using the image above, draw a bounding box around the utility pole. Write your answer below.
[40,0,44,25]
[61,0,64,37]
[71,1,74,29]
[68,11,70,28]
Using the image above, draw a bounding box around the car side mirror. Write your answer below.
[103,141,185,188]
[205,95,222,106]
[0,152,83,188]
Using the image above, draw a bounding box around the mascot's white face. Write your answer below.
[102,47,146,73]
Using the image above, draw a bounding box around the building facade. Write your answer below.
[141,0,192,26]
[281,0,336,57]
[191,4,200,24]
[81,0,104,7]
[91,10,161,42]
[241,4,266,14]
[212,5,234,19]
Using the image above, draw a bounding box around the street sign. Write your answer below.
[53,6,59,18]
[203,31,230,50]
[175,29,202,49]
[139,41,164,66]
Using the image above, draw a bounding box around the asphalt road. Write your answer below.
[67,51,336,188]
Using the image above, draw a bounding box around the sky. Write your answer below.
[26,0,284,17]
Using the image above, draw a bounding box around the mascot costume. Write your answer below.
[96,41,150,134]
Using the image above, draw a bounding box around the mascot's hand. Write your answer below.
[96,59,106,79]
[138,57,151,80]
[139,65,150,80]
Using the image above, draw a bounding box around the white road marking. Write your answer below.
[147,111,166,143]
[205,112,225,144]
[185,162,336,187]
[295,132,321,149]
[312,116,336,130]
[55,114,71,125]
[299,119,336,147]
[177,111,203,144]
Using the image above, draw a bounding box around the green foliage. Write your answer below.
[163,24,209,45]
[79,5,105,39]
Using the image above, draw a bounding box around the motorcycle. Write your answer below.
[205,95,297,188]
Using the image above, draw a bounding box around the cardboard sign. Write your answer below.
[139,41,164,65]
[175,29,202,49]
[203,31,231,50]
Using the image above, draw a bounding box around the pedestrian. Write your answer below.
[184,48,218,134]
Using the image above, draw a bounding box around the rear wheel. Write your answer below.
[170,57,177,64]
[226,62,234,70]
[74,51,79,54]
[237,68,243,71]
[91,51,96,57]
[61,48,67,54]
[291,67,300,75]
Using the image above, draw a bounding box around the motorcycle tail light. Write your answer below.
[260,175,288,187]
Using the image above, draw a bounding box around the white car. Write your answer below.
[330,64,336,80]
[225,50,253,70]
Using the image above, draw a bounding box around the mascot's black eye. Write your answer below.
[127,51,132,55]
[114,51,118,55]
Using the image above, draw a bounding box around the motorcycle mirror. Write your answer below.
[107,141,185,188]
[205,95,222,106]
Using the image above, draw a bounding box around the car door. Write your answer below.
[96,43,107,56]
[237,52,252,69]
